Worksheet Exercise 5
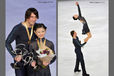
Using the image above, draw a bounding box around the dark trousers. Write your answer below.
[27,65,51,76]
[74,49,87,74]
[26,65,35,76]
[15,65,27,76]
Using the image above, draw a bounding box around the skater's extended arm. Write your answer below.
[73,37,86,47]
[76,2,82,17]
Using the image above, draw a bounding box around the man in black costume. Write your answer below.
[6,8,39,76]
[70,30,90,76]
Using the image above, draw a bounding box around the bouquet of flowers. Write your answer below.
[36,47,55,68]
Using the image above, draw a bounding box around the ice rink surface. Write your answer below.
[58,0,108,76]
[6,0,56,76]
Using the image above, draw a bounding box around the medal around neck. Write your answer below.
[35,39,55,69]
[23,22,33,44]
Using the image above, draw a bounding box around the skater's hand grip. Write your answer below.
[31,61,36,67]
[43,61,50,66]
[76,2,79,6]
[14,55,22,62]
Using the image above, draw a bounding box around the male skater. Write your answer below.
[6,8,39,76]
[70,30,90,76]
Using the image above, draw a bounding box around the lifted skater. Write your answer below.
[73,2,92,42]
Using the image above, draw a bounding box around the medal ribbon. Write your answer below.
[23,22,33,43]
[37,39,46,49]
[37,39,54,54]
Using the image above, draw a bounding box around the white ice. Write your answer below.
[58,0,108,76]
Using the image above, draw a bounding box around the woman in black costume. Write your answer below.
[73,2,92,42]
[28,23,56,76]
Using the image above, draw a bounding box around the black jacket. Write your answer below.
[5,23,36,58]
[73,36,86,50]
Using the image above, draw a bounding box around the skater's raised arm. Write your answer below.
[76,2,82,17]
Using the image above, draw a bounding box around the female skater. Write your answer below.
[73,2,92,42]
[28,23,56,76]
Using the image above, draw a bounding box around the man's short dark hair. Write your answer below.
[25,8,39,21]
[70,30,75,37]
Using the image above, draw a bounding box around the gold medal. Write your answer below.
[23,22,34,44]
[37,39,54,54]
[28,40,31,44]
[37,39,46,49]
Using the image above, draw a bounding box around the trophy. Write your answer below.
[10,44,33,69]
